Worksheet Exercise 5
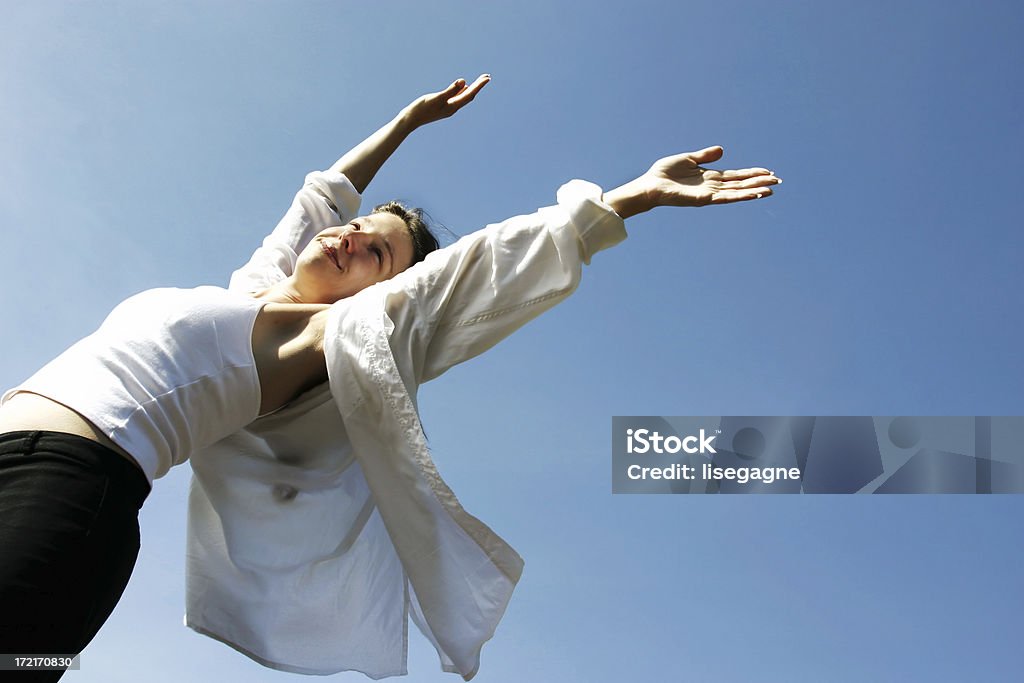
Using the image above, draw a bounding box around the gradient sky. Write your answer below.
[2,2,1022,681]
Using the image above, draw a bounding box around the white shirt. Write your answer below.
[186,170,626,680]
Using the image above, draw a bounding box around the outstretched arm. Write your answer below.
[319,146,781,393]
[330,75,491,193]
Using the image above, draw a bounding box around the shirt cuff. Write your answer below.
[556,180,628,265]
[305,170,362,222]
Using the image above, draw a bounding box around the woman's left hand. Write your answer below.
[604,146,782,219]
[642,146,781,208]
[404,75,491,127]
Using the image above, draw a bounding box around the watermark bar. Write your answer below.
[0,654,81,671]
[612,416,1024,494]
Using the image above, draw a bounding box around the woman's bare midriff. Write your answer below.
[0,392,144,473]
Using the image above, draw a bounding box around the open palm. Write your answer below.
[646,146,780,207]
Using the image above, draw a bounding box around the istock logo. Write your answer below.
[626,428,717,455]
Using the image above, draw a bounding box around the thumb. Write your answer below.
[688,145,724,164]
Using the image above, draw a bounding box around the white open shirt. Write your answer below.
[186,170,626,680]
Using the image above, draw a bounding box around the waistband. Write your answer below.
[0,430,151,509]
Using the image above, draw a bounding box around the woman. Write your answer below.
[0,75,780,680]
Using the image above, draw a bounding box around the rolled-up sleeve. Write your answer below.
[228,170,362,293]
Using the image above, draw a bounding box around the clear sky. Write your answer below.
[2,1,1022,681]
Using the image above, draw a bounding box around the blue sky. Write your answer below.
[2,1,1022,681]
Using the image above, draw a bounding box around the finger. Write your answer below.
[719,175,781,190]
[703,167,773,181]
[687,145,724,164]
[441,78,467,97]
[449,73,490,107]
[710,187,773,204]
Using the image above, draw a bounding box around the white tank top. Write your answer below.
[2,286,266,482]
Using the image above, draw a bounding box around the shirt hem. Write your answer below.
[184,619,408,679]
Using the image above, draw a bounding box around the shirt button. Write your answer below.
[271,483,298,502]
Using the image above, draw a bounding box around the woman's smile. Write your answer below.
[320,239,342,270]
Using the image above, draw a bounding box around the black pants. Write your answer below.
[0,431,150,681]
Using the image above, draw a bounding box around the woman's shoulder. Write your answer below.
[100,286,265,336]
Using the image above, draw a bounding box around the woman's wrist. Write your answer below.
[396,105,423,135]
[602,177,655,220]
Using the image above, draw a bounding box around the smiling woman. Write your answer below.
[0,75,489,682]
[0,74,779,681]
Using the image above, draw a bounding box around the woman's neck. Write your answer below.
[252,279,307,304]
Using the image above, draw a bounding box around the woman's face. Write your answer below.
[293,213,415,303]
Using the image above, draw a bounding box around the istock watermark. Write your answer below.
[612,416,1024,494]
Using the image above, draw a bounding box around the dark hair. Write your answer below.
[372,201,439,268]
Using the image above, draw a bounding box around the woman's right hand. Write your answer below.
[403,75,491,128]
